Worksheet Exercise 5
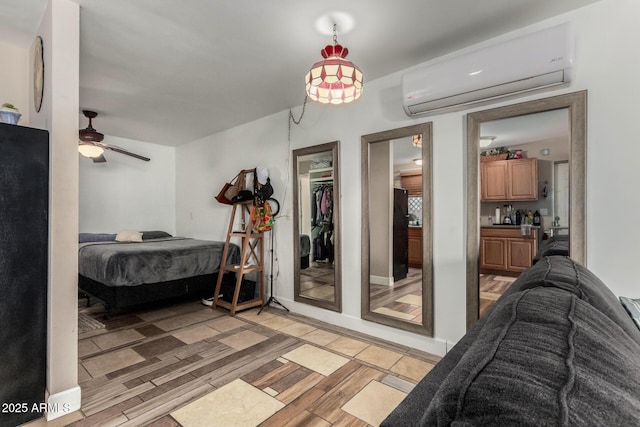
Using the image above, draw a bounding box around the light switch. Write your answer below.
[540,208,548,215]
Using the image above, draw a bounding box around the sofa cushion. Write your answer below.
[381,309,494,426]
[420,287,640,425]
[506,256,640,345]
[532,236,569,264]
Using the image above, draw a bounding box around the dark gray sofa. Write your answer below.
[382,253,640,426]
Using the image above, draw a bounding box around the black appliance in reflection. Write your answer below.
[393,188,409,281]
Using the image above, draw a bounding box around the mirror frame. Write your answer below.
[466,90,587,330]
[361,123,434,336]
[292,141,342,312]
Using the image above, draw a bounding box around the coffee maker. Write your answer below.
[502,204,514,224]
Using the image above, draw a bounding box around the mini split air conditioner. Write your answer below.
[402,23,574,116]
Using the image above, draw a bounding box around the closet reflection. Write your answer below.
[293,141,341,312]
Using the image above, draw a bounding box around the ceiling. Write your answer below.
[1,0,600,146]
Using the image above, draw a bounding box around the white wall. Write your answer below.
[29,0,82,419]
[0,41,29,125]
[369,141,392,282]
[79,136,176,234]
[176,0,639,355]
[176,112,290,243]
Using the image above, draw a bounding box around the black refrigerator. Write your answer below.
[0,123,49,426]
[393,188,409,281]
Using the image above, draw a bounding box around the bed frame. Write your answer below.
[79,272,236,314]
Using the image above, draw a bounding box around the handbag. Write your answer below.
[215,182,233,205]
[251,201,273,231]
[255,177,273,204]
[215,171,244,205]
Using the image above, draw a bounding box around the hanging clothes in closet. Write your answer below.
[311,183,334,263]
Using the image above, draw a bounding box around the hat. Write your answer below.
[256,166,269,185]
[231,190,254,203]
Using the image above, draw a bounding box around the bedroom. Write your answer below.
[1,0,639,424]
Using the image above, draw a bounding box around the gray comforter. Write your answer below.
[79,237,240,287]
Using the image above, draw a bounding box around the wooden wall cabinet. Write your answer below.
[481,158,538,201]
[400,171,422,197]
[480,227,539,274]
[408,227,422,268]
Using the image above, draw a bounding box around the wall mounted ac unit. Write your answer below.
[402,24,574,116]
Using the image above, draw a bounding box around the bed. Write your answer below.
[78,231,240,312]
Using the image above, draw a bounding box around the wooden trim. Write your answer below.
[466,90,588,331]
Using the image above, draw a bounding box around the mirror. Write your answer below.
[466,91,587,329]
[293,141,341,312]
[361,123,433,336]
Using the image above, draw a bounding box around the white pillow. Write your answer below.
[115,230,143,242]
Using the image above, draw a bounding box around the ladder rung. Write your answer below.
[216,298,263,312]
[230,232,264,237]
[224,264,262,273]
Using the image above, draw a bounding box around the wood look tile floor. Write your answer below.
[299,262,335,302]
[370,268,423,324]
[28,297,441,427]
[479,274,517,317]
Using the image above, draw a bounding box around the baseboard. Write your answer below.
[274,297,448,356]
[46,386,81,421]
[370,275,394,286]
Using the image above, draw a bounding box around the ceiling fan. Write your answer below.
[78,110,150,163]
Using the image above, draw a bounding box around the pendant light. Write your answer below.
[412,134,422,147]
[305,24,363,105]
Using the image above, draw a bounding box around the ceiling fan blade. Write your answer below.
[92,154,107,163]
[103,145,150,162]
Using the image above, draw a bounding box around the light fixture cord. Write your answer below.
[332,23,337,46]
[282,93,309,222]
[288,94,308,141]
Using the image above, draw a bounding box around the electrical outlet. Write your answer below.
[540,208,548,216]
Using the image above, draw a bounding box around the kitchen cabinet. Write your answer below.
[408,227,422,268]
[480,227,539,274]
[400,171,422,197]
[481,158,538,201]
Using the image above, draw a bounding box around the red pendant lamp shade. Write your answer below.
[305,26,363,104]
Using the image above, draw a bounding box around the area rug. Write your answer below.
[78,312,106,333]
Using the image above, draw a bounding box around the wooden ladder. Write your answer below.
[212,200,265,315]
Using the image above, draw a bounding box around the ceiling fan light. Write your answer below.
[480,136,496,148]
[78,142,104,158]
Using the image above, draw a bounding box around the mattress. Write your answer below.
[78,237,240,287]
